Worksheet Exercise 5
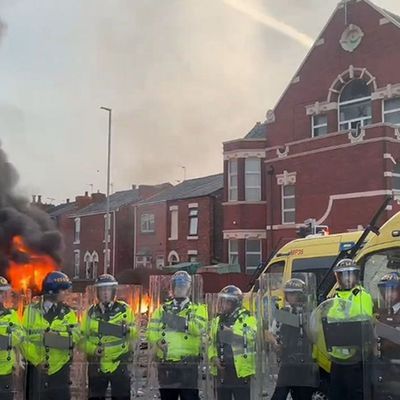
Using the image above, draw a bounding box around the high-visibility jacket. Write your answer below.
[147,299,207,362]
[81,300,138,374]
[327,286,373,362]
[22,302,79,375]
[208,308,257,379]
[0,306,23,376]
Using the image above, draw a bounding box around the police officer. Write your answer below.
[327,259,373,400]
[271,278,318,400]
[0,276,23,400]
[208,285,257,400]
[23,271,78,400]
[147,271,207,400]
[81,273,138,400]
[370,272,400,400]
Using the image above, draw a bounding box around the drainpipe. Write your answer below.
[267,165,275,253]
[133,205,137,269]
[112,210,116,276]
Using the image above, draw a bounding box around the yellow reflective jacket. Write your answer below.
[0,307,23,376]
[22,302,79,375]
[208,308,257,379]
[147,300,207,361]
[81,301,138,374]
[327,286,373,361]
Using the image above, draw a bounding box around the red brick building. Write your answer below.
[135,174,223,269]
[56,184,170,281]
[223,0,400,274]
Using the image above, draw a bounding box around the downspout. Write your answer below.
[112,210,116,276]
[133,205,137,269]
[267,165,275,253]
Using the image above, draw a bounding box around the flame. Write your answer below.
[8,236,57,293]
[140,293,150,314]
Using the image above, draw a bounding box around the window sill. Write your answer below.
[73,241,80,245]
[140,231,155,235]
[223,201,266,206]
[168,237,178,241]
[187,236,199,240]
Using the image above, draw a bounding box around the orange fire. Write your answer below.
[8,236,57,293]
[140,293,151,314]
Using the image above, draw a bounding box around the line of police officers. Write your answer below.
[0,260,397,400]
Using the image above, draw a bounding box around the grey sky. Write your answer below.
[0,0,399,203]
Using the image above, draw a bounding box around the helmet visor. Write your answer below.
[97,286,116,303]
[378,284,400,311]
[335,269,360,290]
[171,277,191,298]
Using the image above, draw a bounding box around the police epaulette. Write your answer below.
[352,288,360,296]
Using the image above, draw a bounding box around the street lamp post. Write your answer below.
[100,106,112,274]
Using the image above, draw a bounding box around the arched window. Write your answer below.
[167,251,180,266]
[84,252,92,280]
[339,79,372,131]
[91,251,99,279]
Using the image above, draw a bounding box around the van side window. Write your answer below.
[362,248,400,300]
[264,261,285,289]
[292,256,337,288]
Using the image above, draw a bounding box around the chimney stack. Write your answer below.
[37,195,42,204]
[85,191,89,197]
[32,195,36,203]
[66,198,70,204]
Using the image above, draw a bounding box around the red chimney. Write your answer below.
[91,192,106,203]
[75,191,92,209]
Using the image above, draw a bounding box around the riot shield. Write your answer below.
[22,290,85,399]
[83,284,141,399]
[310,296,373,366]
[260,272,319,397]
[205,290,261,400]
[363,276,400,400]
[146,274,207,398]
[0,289,25,400]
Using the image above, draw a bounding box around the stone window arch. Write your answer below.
[167,251,180,266]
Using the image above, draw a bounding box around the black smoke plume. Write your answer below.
[0,143,63,276]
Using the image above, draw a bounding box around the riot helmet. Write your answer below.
[378,272,400,313]
[218,285,243,316]
[171,271,192,300]
[94,274,118,305]
[284,278,306,306]
[334,258,360,290]
[42,271,72,302]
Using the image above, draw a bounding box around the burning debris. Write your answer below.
[0,144,63,293]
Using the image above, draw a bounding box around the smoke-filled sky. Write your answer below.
[0,0,399,203]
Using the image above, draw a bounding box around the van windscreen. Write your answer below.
[292,256,337,287]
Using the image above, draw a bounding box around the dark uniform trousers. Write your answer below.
[0,374,14,400]
[158,360,200,400]
[26,363,71,400]
[88,361,131,400]
[216,365,250,400]
[271,385,314,400]
[329,362,364,400]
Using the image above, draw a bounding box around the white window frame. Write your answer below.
[282,184,296,224]
[383,97,400,126]
[141,213,155,233]
[74,250,80,279]
[92,251,99,279]
[339,95,372,131]
[156,256,165,269]
[188,208,199,236]
[311,114,328,137]
[245,239,261,273]
[84,251,92,280]
[169,207,179,240]
[245,158,261,201]
[228,239,239,265]
[74,218,80,244]
[228,159,238,202]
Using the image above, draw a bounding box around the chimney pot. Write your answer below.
[38,195,42,203]
[85,191,88,196]
[66,198,70,204]
[32,195,36,203]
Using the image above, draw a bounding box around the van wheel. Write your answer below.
[312,391,328,400]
